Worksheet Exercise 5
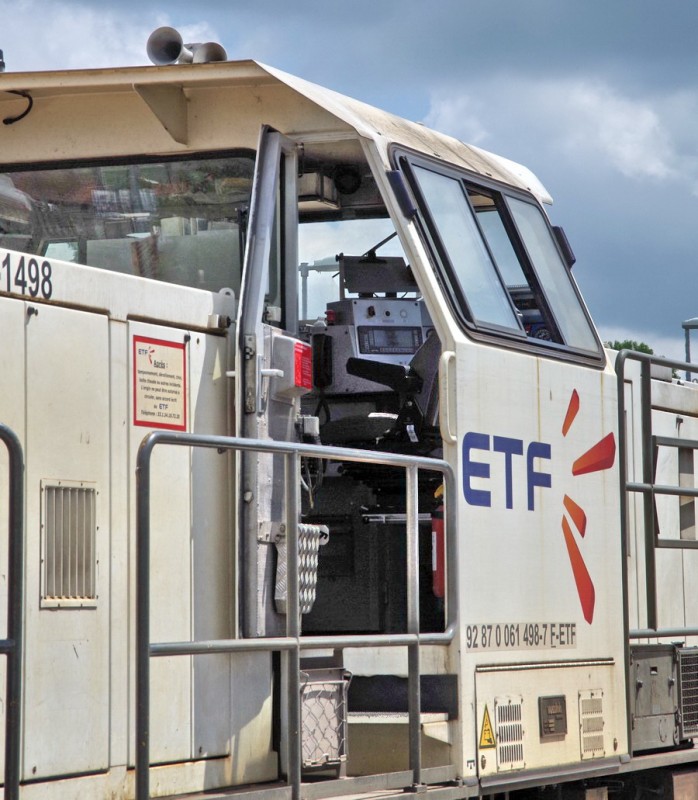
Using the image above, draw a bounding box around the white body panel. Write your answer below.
[451,347,625,775]
[0,249,274,794]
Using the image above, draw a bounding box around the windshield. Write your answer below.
[0,154,254,294]
[298,217,411,321]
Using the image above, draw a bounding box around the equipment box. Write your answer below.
[630,645,679,752]
[301,668,352,776]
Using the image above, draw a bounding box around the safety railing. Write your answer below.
[135,432,458,800]
[0,425,24,800]
[616,349,698,638]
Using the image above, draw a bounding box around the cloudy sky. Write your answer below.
[2,0,697,359]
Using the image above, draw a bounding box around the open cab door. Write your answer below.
[236,126,310,638]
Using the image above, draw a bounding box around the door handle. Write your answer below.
[439,350,457,444]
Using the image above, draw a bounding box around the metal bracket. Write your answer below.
[243,334,257,413]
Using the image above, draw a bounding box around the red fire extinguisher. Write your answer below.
[431,490,445,599]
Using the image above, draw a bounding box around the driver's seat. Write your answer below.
[320,332,441,453]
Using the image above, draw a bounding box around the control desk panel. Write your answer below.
[320,297,433,395]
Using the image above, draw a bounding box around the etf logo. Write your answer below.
[462,389,616,624]
[560,389,615,623]
[462,433,551,512]
[137,345,167,369]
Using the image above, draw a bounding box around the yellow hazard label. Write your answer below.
[479,705,496,749]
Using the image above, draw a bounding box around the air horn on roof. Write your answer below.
[147,26,227,65]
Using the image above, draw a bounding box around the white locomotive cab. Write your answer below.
[0,28,696,800]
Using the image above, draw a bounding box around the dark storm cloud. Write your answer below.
[217,1,698,99]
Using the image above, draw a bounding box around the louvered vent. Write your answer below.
[579,690,605,759]
[42,482,97,605]
[679,648,698,738]
[495,696,525,771]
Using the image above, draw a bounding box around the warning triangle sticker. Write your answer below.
[479,705,496,749]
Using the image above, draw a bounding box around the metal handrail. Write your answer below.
[616,349,698,635]
[0,425,24,800]
[135,432,458,800]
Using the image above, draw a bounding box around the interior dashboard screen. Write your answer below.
[357,326,422,355]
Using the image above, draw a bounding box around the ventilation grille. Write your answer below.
[42,482,97,605]
[679,648,698,737]
[579,690,605,759]
[495,696,525,771]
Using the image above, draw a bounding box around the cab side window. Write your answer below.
[401,155,601,359]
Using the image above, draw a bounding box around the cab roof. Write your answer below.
[0,59,552,203]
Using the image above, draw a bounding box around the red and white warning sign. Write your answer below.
[133,335,187,431]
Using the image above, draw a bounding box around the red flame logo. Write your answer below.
[561,389,616,624]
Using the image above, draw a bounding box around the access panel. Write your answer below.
[24,303,110,779]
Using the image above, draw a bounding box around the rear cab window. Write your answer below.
[0,152,254,297]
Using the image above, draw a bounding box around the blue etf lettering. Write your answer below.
[526,441,552,511]
[493,436,524,509]
[463,432,491,507]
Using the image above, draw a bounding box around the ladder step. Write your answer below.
[348,712,449,725]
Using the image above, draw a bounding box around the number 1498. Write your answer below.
[1,253,53,299]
